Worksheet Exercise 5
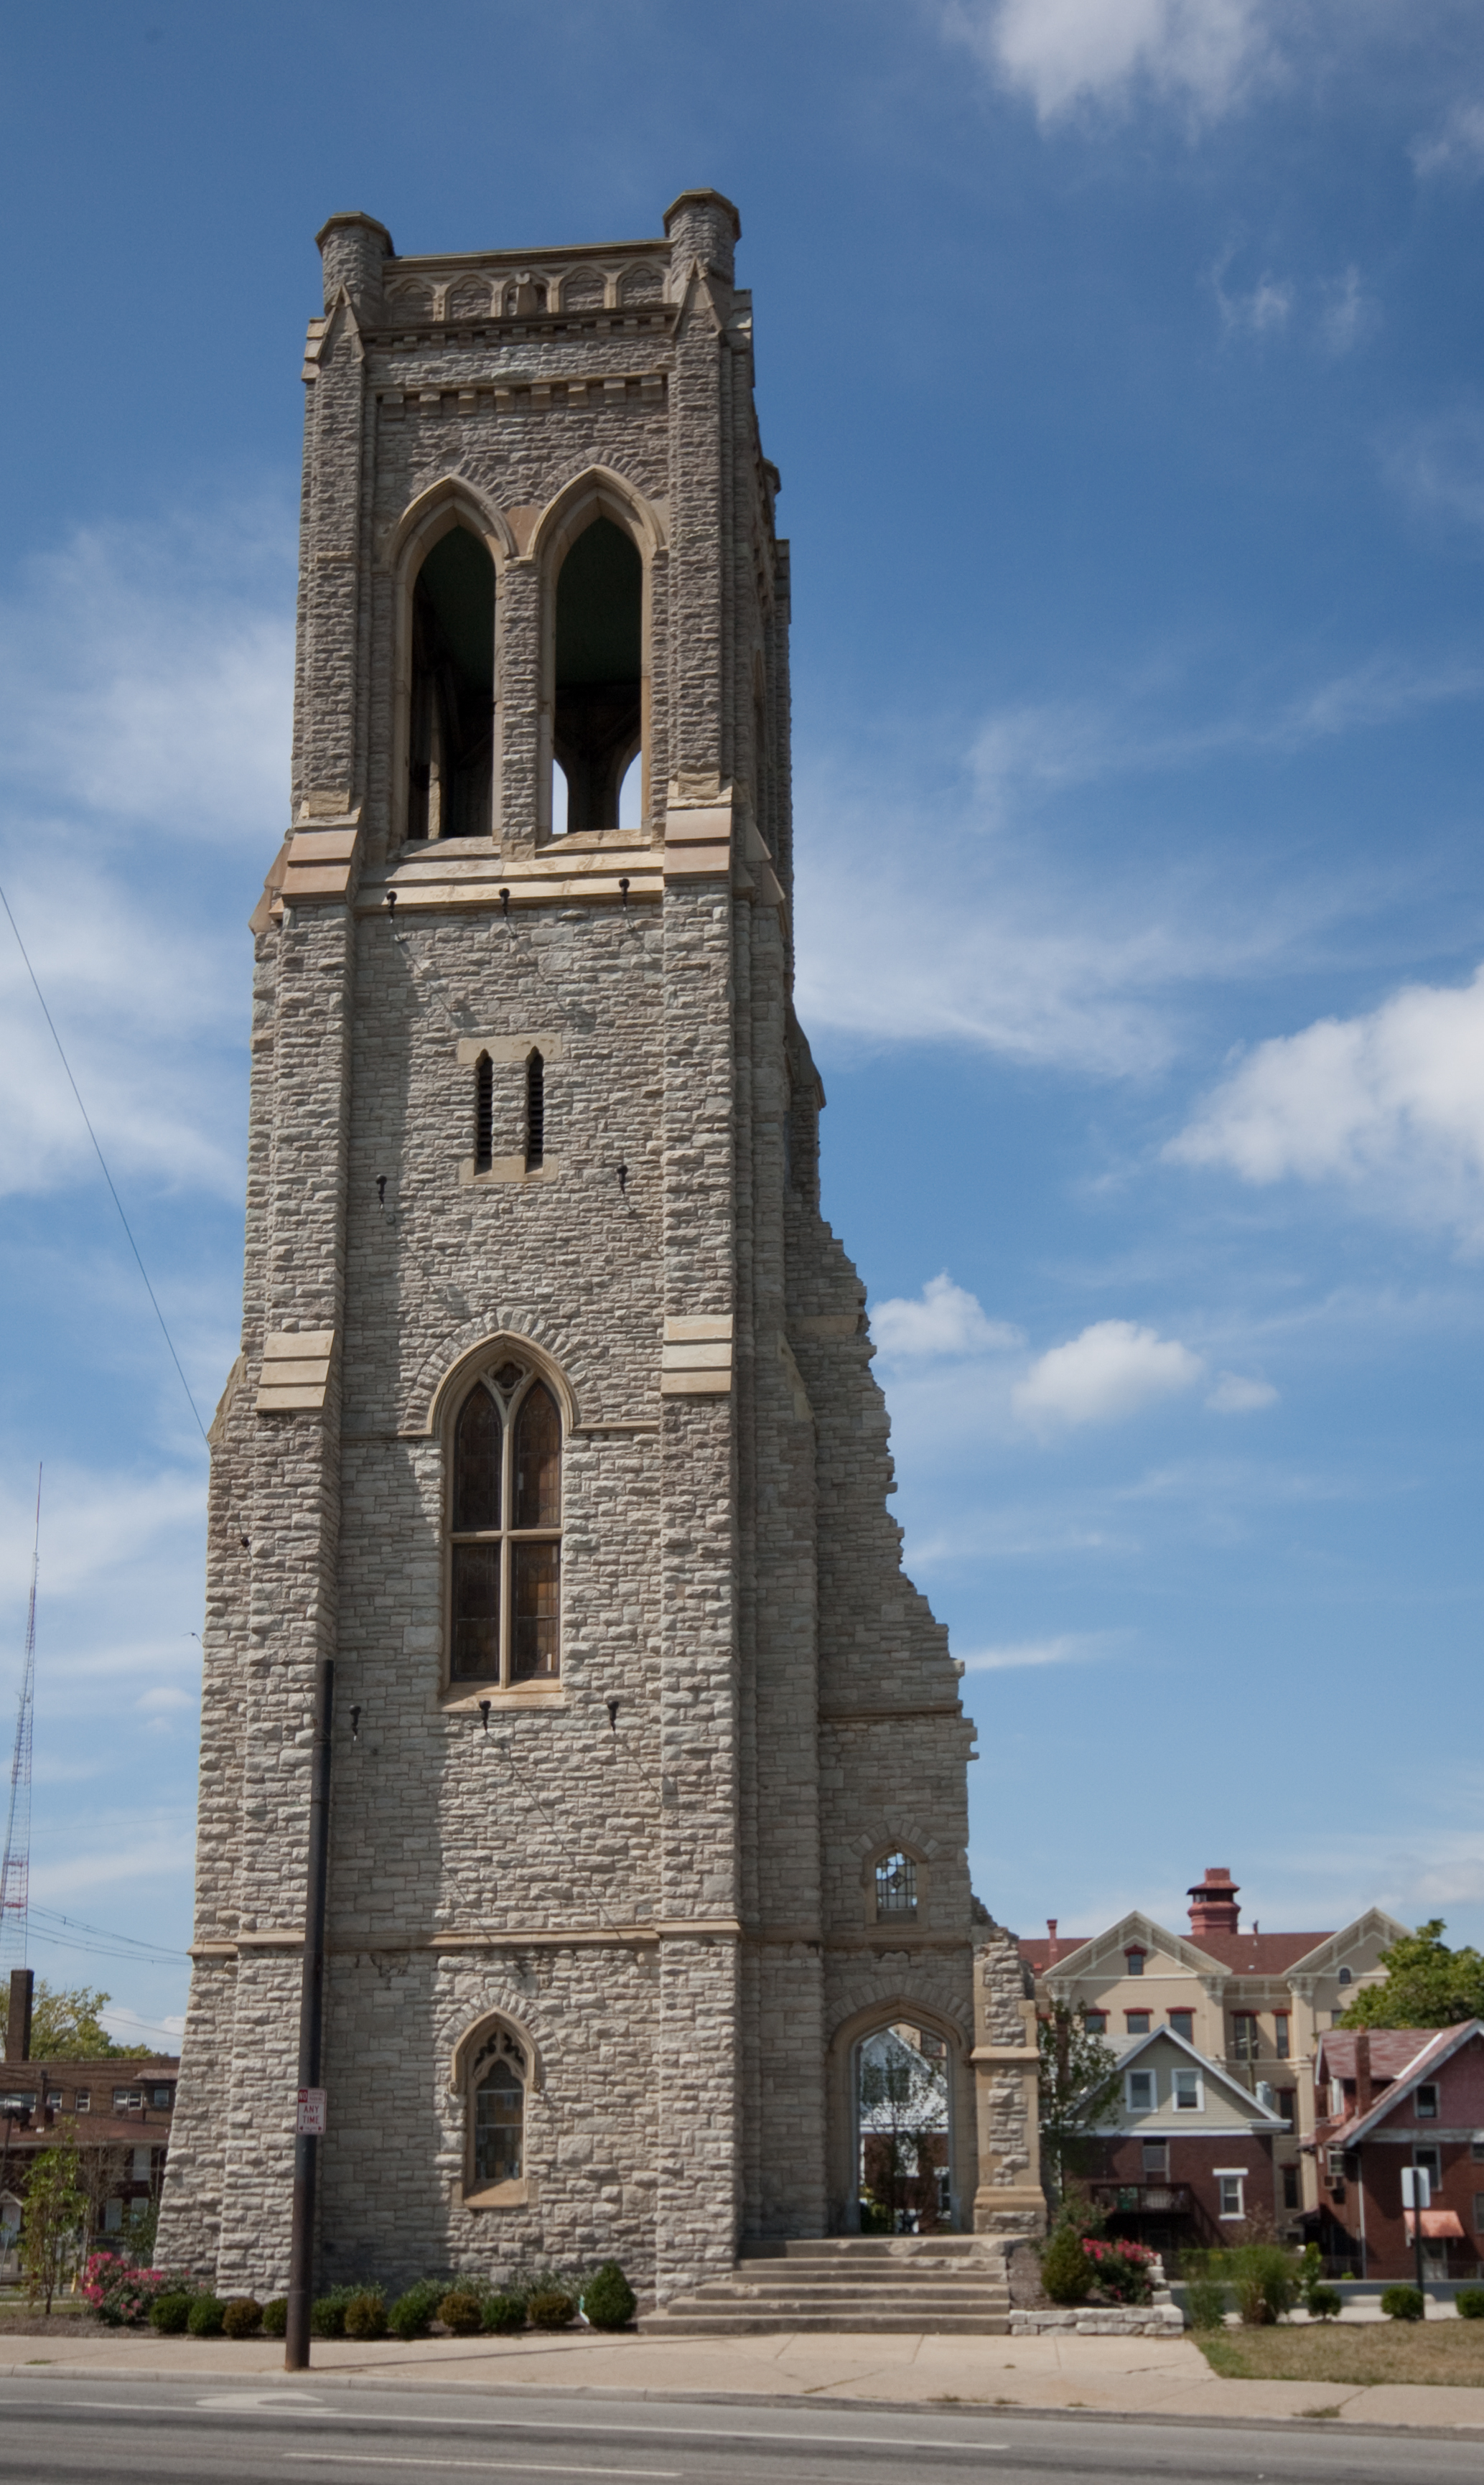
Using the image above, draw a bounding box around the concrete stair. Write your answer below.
[639,2235,1012,2335]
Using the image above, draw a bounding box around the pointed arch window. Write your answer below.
[526,1051,545,1170]
[449,1363,561,1688]
[409,525,495,841]
[552,516,642,836]
[466,2020,529,2204]
[474,1053,493,1173]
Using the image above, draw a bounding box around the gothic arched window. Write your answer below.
[449,1363,562,1688]
[467,2021,528,2199]
[552,516,642,836]
[408,526,495,841]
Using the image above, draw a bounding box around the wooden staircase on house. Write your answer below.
[639,2235,1013,2335]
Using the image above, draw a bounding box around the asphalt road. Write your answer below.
[0,2380,1477,2485]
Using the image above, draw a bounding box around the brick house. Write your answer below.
[0,2056,179,2273]
[1307,2021,1484,2280]
[1076,2027,1287,2255]
[1025,1868,1406,2235]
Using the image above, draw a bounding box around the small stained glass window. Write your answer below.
[874,1852,917,1918]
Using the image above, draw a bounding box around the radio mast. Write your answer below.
[0,1468,40,1974]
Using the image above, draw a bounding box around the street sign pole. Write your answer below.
[1402,2165,1430,2303]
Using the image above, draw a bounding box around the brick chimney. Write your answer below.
[1047,1918,1059,1967]
[1355,2028,1373,2118]
[5,1968,32,2065]
[1187,1866,1241,1936]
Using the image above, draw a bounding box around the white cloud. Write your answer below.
[1412,101,1484,180]
[1013,1319,1205,1427]
[1215,261,1293,339]
[1168,963,1484,1238]
[1383,407,1484,541]
[872,1272,1022,1358]
[1317,266,1374,358]
[941,0,1273,122]
[1205,1371,1279,1412]
[960,1631,1113,1669]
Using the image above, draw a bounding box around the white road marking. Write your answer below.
[286,2458,679,2478]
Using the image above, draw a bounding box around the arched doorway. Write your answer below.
[855,2019,953,2233]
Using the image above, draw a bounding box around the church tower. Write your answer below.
[158,192,1002,2304]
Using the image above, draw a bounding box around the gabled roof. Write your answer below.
[1315,2028,1445,2087]
[1317,2020,1484,2149]
[1081,2023,1287,2128]
[1279,1909,1410,1980]
[1042,1909,1228,1985]
[1031,1901,1409,1988]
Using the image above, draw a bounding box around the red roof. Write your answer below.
[1018,1937,1093,1976]
[1316,2028,1445,2083]
[1187,1931,1333,1973]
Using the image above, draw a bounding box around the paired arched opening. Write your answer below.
[407,524,496,841]
[551,514,643,836]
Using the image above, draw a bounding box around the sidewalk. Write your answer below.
[4,2323,1484,2432]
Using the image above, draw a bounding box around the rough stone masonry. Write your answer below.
[157,190,1041,2305]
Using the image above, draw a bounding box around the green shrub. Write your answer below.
[482,2291,526,2333]
[1229,2244,1300,2326]
[223,2297,262,2339]
[527,2287,577,2330]
[149,2291,194,2335]
[1185,2276,1228,2331]
[439,2289,484,2336]
[261,2298,288,2338]
[1456,2286,1484,2321]
[1038,2220,1093,2308]
[1306,2283,1343,2322]
[187,2294,226,2337]
[344,2290,388,2340]
[388,2280,447,2341]
[582,2262,637,2331]
[312,2297,345,2337]
[1381,2283,1425,2322]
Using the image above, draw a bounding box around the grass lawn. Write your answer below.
[1197,2321,1484,2388]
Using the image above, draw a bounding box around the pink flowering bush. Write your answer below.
[1082,2236,1157,2305]
[82,2249,169,2326]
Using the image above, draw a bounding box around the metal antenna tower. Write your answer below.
[0,1468,40,1974]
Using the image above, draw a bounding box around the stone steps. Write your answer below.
[640,2236,1013,2336]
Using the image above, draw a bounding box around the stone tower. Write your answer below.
[157,191,996,2303]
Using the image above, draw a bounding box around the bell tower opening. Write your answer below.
[408,525,495,841]
[552,516,642,836]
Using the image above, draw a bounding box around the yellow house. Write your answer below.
[1025,1868,1406,2232]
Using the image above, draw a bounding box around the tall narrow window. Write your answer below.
[474,1053,493,1173]
[552,517,641,835]
[408,526,495,841]
[449,1364,562,1687]
[468,2023,528,2196]
[526,1051,545,1170]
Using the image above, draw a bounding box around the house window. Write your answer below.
[449,1363,562,1688]
[1337,1967,1352,1986]
[1173,2069,1202,2111]
[1275,2013,1289,2059]
[1231,2014,1259,2062]
[1083,2010,1107,2035]
[113,2089,142,2112]
[102,2199,123,2232]
[1416,2145,1442,2197]
[45,2092,62,2110]
[1124,1948,1146,1977]
[1276,2087,1295,2128]
[1329,2078,1345,2118]
[874,1852,918,1918]
[1125,2010,1151,2036]
[1471,2140,1484,2165]
[1142,2140,1169,2177]
[552,516,643,836]
[1126,2069,1156,2112]
[408,526,496,841]
[1282,2165,1300,2210]
[73,2090,89,2113]
[1474,2194,1484,2233]
[1218,2173,1246,2219]
[1168,2010,1194,2042]
[1417,2084,1439,2120]
[151,2088,172,2111]
[467,2022,528,2196]
[131,2147,151,2182]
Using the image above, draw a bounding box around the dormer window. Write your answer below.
[1125,1946,1146,1977]
[1338,1966,1353,1986]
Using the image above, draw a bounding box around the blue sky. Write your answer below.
[1,0,1483,2043]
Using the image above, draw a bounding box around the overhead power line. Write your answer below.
[0,884,209,1447]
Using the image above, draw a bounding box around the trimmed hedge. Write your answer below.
[223,2297,263,2339]
[582,2263,636,2331]
[149,2292,194,2335]
[262,2298,289,2338]
[1381,2283,1425,2322]
[526,2288,576,2330]
[344,2290,388,2340]
[482,2292,525,2333]
[187,2295,227,2338]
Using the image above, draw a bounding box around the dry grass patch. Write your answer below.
[1198,2322,1484,2389]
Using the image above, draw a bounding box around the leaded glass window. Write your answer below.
[469,2024,527,2191]
[874,1851,918,1918]
[449,1364,562,1687]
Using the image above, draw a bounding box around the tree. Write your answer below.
[1339,1921,1484,2029]
[28,1983,150,2060]
[19,2136,87,2314]
[1038,2002,1123,2207]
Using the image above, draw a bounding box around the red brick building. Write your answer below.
[1307,2020,1484,2280]
[1079,2027,1287,2257]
